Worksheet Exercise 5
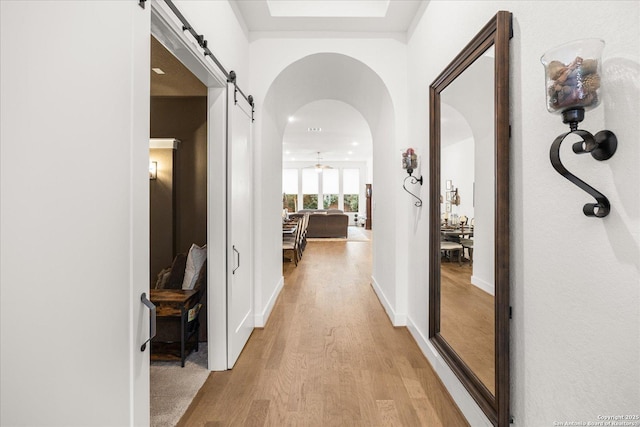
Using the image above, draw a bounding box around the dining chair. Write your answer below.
[299,213,309,254]
[460,238,474,265]
[283,218,303,266]
[440,241,463,266]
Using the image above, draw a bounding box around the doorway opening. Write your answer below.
[282,99,372,229]
[147,2,255,422]
[263,53,393,287]
[281,99,373,271]
[148,34,209,426]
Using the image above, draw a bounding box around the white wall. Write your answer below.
[1,1,150,425]
[1,2,252,425]
[172,0,249,91]
[249,37,410,326]
[441,136,475,221]
[407,1,640,425]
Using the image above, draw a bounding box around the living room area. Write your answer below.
[281,99,373,245]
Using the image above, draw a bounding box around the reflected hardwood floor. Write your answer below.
[178,240,468,426]
[440,259,495,393]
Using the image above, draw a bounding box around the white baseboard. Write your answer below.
[371,276,406,326]
[471,275,495,296]
[406,316,492,427]
[254,276,284,327]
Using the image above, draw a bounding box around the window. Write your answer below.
[343,169,359,212]
[282,169,298,211]
[302,168,319,209]
[284,166,363,212]
[322,169,339,209]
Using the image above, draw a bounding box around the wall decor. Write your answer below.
[541,38,618,218]
[429,11,512,426]
[401,147,424,207]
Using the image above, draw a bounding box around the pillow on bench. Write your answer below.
[160,253,187,289]
[154,267,172,289]
[152,243,207,290]
[182,243,207,290]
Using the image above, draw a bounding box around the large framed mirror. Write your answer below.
[428,11,512,426]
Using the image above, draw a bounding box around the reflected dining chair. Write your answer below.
[440,241,463,266]
[460,238,474,265]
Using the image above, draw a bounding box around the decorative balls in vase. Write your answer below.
[541,39,604,117]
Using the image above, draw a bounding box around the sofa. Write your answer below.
[290,209,349,238]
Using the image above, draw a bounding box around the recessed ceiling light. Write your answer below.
[285,150,291,154]
[291,157,296,161]
[152,68,165,75]
[288,116,295,122]
[307,127,322,132]
[348,151,353,155]
[352,141,358,146]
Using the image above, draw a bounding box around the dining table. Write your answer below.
[441,227,474,240]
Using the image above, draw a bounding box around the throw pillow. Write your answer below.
[154,267,171,289]
[182,243,207,290]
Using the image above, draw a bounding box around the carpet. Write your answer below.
[347,226,370,241]
[150,344,209,427]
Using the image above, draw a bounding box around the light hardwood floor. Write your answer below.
[440,259,495,394]
[178,239,469,426]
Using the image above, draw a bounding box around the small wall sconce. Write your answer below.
[451,187,461,206]
[402,147,423,207]
[149,161,157,180]
[541,38,617,218]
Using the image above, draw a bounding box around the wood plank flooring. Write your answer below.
[440,260,495,394]
[178,239,469,426]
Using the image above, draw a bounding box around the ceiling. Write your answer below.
[267,52,392,166]
[231,0,427,34]
[282,99,372,162]
[151,1,424,164]
[150,36,206,97]
[230,1,425,163]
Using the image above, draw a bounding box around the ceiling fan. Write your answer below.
[305,151,333,172]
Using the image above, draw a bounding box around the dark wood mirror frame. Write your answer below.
[428,11,512,427]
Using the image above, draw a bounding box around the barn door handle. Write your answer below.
[233,245,240,274]
[140,293,156,352]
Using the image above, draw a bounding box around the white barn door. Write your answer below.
[0,2,150,426]
[226,84,255,368]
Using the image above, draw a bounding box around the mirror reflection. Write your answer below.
[439,45,496,394]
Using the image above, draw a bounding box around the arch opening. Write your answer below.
[256,51,400,315]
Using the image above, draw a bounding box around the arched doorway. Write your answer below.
[254,52,401,325]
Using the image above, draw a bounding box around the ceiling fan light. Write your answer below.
[306,151,333,172]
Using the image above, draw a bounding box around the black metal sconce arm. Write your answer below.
[403,169,424,207]
[549,121,617,218]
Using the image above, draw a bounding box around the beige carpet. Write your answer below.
[307,226,371,242]
[151,344,209,427]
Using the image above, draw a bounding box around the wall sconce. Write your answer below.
[451,187,461,206]
[149,161,157,180]
[541,38,617,218]
[402,147,423,207]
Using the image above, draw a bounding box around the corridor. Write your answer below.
[178,239,468,426]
